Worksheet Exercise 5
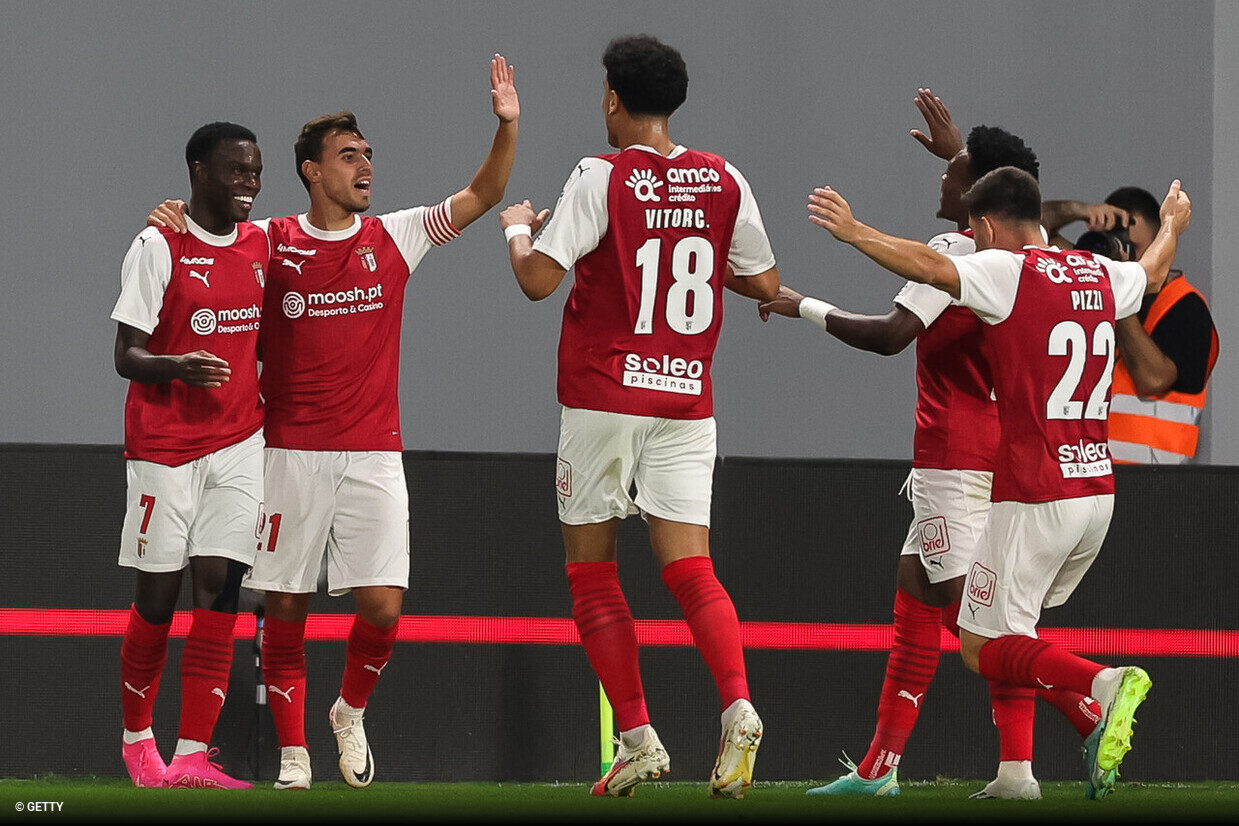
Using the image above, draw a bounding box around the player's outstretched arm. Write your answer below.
[500,199,564,301]
[114,324,231,387]
[449,54,520,231]
[910,87,963,161]
[1136,179,1191,294]
[808,186,960,297]
[758,284,924,355]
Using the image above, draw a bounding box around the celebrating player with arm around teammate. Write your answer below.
[148,53,521,791]
[811,167,1190,800]
[113,122,267,789]
[252,54,519,792]
[499,35,778,800]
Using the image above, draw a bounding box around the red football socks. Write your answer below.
[1039,688,1104,738]
[978,635,1104,697]
[120,603,170,732]
[566,561,649,731]
[262,615,308,748]
[857,589,941,779]
[990,680,1036,761]
[178,608,237,744]
[661,555,749,710]
[340,614,399,709]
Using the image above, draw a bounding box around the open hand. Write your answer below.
[490,54,519,123]
[910,87,963,160]
[808,187,860,242]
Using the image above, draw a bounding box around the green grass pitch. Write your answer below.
[2,778,1237,823]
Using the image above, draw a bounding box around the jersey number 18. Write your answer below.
[633,236,715,336]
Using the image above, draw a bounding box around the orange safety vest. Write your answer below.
[1108,275,1219,464]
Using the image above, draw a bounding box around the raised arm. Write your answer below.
[1115,315,1178,396]
[1135,180,1191,294]
[909,87,963,161]
[758,284,924,355]
[1040,199,1131,249]
[448,54,520,231]
[808,187,960,297]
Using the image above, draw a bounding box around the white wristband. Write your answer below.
[798,296,838,330]
[503,224,532,242]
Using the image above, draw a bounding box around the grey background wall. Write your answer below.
[2,1,1232,462]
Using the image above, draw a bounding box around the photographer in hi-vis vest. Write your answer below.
[1042,186,1219,463]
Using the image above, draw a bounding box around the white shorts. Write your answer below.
[898,468,993,584]
[555,406,716,527]
[957,494,1115,639]
[118,429,264,573]
[243,449,410,597]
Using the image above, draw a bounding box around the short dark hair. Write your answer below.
[602,35,688,117]
[966,125,1040,182]
[294,111,365,192]
[1105,186,1161,230]
[965,166,1043,223]
[185,122,257,176]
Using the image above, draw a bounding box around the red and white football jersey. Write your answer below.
[895,229,999,472]
[534,145,776,419]
[258,204,458,451]
[952,246,1147,502]
[111,216,268,466]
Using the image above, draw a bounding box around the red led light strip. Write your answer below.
[0,609,1234,656]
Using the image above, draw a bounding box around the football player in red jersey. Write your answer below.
[148,55,520,791]
[810,166,1190,801]
[113,122,267,789]
[499,35,778,799]
[760,94,1107,799]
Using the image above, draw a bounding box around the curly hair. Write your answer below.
[602,35,688,117]
[967,125,1039,182]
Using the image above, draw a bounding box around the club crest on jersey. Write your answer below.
[626,169,664,203]
[252,261,265,288]
[355,246,378,272]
